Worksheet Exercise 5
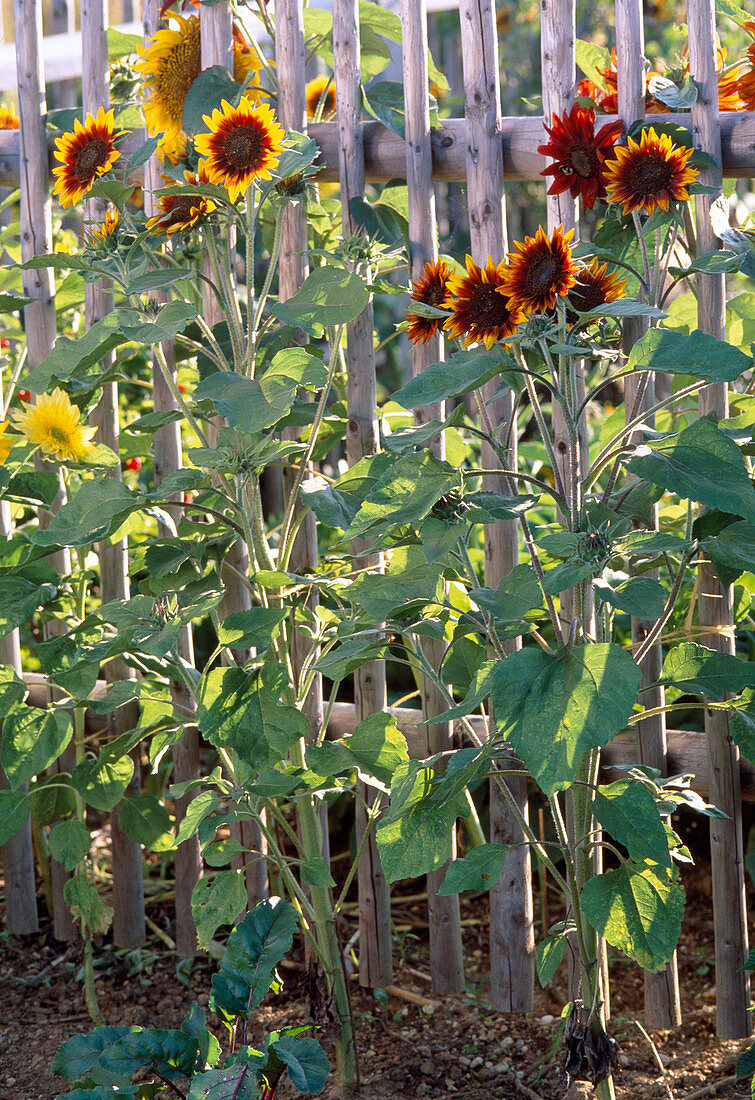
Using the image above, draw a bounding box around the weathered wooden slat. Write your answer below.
[688,0,751,1041]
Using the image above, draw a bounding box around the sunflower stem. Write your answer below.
[253,203,285,338]
[205,224,244,371]
[631,210,652,291]
[245,184,256,379]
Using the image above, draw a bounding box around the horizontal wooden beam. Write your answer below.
[2,112,754,190]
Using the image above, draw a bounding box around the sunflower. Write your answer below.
[195,98,285,201]
[740,23,755,110]
[52,107,122,208]
[145,169,216,233]
[305,75,336,119]
[12,389,97,463]
[89,207,119,243]
[566,259,627,321]
[136,14,263,162]
[603,127,698,217]
[0,103,19,129]
[406,259,453,344]
[538,105,623,210]
[501,225,577,316]
[0,422,11,465]
[444,255,526,349]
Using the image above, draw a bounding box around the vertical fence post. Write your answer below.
[400,0,464,997]
[615,0,681,1029]
[14,0,75,943]
[81,0,145,950]
[458,0,534,1012]
[332,0,393,989]
[688,0,751,1040]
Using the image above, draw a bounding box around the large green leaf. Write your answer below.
[661,641,755,701]
[117,795,172,849]
[52,1026,133,1081]
[437,844,510,895]
[376,760,466,882]
[0,577,57,638]
[72,750,134,812]
[48,817,91,872]
[491,644,642,797]
[24,313,124,393]
[702,520,755,583]
[32,480,142,548]
[729,688,755,761]
[349,545,444,622]
[392,344,515,410]
[469,562,543,622]
[118,301,196,343]
[187,1066,259,1100]
[1,707,72,790]
[271,266,370,333]
[271,1035,330,1094]
[98,1027,199,1081]
[536,934,568,988]
[192,871,248,950]
[581,862,685,971]
[301,453,394,530]
[592,779,670,867]
[210,898,300,1023]
[627,417,755,523]
[0,790,30,845]
[627,327,751,382]
[306,712,408,786]
[217,608,288,651]
[344,451,458,540]
[593,576,666,620]
[63,873,114,935]
[27,773,76,826]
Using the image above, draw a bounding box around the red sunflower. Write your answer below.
[444,256,525,349]
[740,22,755,110]
[406,260,453,344]
[567,259,627,321]
[500,225,577,316]
[538,104,623,210]
[52,107,123,208]
[603,127,698,217]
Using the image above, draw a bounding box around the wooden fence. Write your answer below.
[1,0,754,1043]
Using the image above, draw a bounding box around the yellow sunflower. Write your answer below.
[195,98,285,201]
[603,127,698,217]
[0,103,19,129]
[89,207,119,243]
[0,422,12,465]
[305,75,336,119]
[136,13,263,162]
[567,259,627,321]
[52,107,123,208]
[145,169,216,234]
[501,225,578,315]
[444,255,526,349]
[12,388,97,463]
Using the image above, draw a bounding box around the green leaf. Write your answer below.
[729,688,755,762]
[0,577,57,637]
[306,712,408,787]
[51,1026,133,1080]
[28,773,76,826]
[536,934,568,988]
[187,1066,258,1100]
[702,520,755,584]
[377,760,464,882]
[716,0,750,27]
[647,73,698,109]
[210,898,300,1022]
[123,268,192,296]
[48,817,90,872]
[344,451,458,540]
[192,871,248,950]
[118,301,196,343]
[349,546,444,622]
[593,576,666,620]
[98,1027,199,1081]
[312,636,389,680]
[32,479,142,548]
[1,707,72,791]
[584,299,666,319]
[627,328,751,382]
[271,1034,330,1093]
[72,750,134,812]
[184,66,246,137]
[437,844,510,895]
[64,872,114,935]
[24,313,124,393]
[181,1005,221,1069]
[592,779,671,867]
[661,641,755,701]
[627,417,755,523]
[271,266,370,333]
[491,644,642,797]
[217,608,288,650]
[469,562,543,622]
[0,291,33,312]
[0,790,30,845]
[117,795,172,849]
[575,39,611,91]
[204,838,246,867]
[392,344,515,410]
[581,862,685,971]
[301,857,336,888]
[107,25,141,58]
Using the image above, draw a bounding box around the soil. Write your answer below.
[1,818,754,1100]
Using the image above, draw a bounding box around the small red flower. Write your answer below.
[125,456,142,472]
[183,492,193,504]
[17,390,30,402]
[538,105,623,210]
[0,337,10,350]
[177,382,187,393]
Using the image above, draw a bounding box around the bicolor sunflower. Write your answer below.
[603,127,698,217]
[444,256,525,349]
[89,207,119,243]
[12,388,97,463]
[145,169,216,233]
[501,225,577,316]
[52,107,122,208]
[740,22,755,110]
[406,259,453,345]
[538,105,623,210]
[195,98,285,201]
[0,103,19,129]
[567,259,627,321]
[136,14,263,162]
[0,422,11,465]
[305,74,336,120]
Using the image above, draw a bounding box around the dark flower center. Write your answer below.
[525,254,559,295]
[569,144,599,179]
[569,276,604,313]
[74,139,109,182]
[469,284,511,329]
[165,195,198,225]
[222,125,264,171]
[628,153,674,195]
[424,281,447,308]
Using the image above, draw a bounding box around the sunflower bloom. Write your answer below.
[0,422,11,465]
[305,75,336,119]
[567,259,627,321]
[444,255,526,349]
[89,207,119,243]
[740,23,755,110]
[406,260,453,345]
[195,98,285,202]
[136,14,263,162]
[538,105,623,210]
[52,108,122,208]
[603,127,698,217]
[0,103,19,130]
[145,168,216,234]
[501,225,577,316]
[12,389,97,463]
